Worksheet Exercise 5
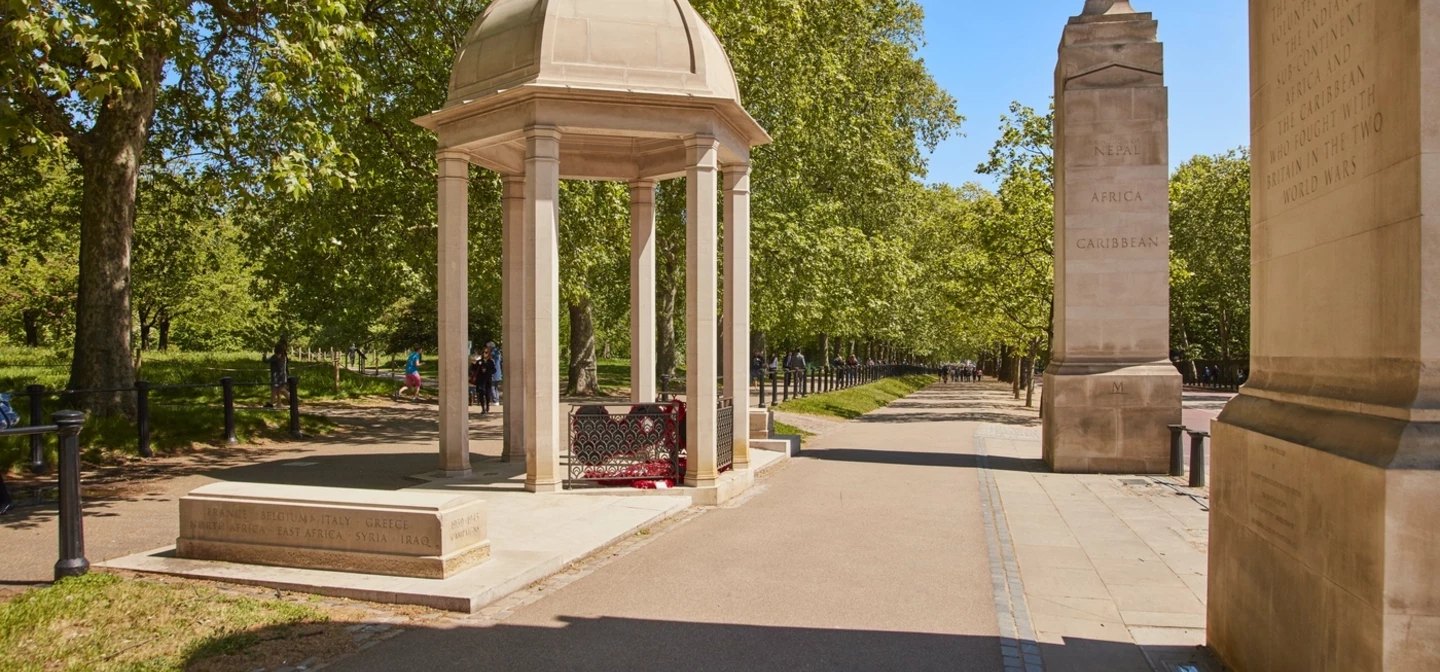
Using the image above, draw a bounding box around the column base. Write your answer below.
[1041,362,1181,473]
[525,479,563,493]
[441,468,473,480]
[1208,393,1440,671]
[684,474,718,489]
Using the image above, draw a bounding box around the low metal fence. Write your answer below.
[717,398,734,472]
[566,402,682,488]
[0,411,89,580]
[6,377,303,465]
[757,364,932,408]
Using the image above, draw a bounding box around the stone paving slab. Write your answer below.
[974,424,1222,672]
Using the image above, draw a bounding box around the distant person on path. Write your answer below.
[469,355,483,406]
[488,342,502,405]
[347,344,358,367]
[264,340,289,409]
[0,392,16,515]
[395,345,423,402]
[751,350,765,390]
[478,349,497,414]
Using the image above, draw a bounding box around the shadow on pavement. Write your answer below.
[802,448,1047,474]
[309,616,1211,672]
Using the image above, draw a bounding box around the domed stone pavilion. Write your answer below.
[414,0,770,495]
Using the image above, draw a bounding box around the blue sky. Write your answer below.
[914,1,1251,187]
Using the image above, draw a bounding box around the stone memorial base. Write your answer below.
[177,483,490,580]
[1208,399,1440,671]
[1041,363,1181,473]
[749,408,772,440]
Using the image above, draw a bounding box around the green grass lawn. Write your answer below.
[0,573,361,672]
[774,374,937,420]
[0,347,377,469]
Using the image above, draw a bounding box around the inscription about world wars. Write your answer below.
[1262,0,1381,209]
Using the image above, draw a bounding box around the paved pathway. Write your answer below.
[332,384,1224,672]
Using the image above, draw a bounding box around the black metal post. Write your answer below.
[1188,430,1209,488]
[758,370,767,409]
[287,376,301,439]
[770,371,778,406]
[26,384,45,473]
[220,377,237,445]
[53,410,89,580]
[782,370,791,402]
[135,380,153,458]
[1168,424,1186,477]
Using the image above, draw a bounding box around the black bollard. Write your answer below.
[26,384,45,473]
[758,371,767,409]
[135,381,153,458]
[220,377,237,445]
[1188,430,1209,488]
[782,370,791,402]
[53,410,89,580]
[1168,424,1186,477]
[770,371,778,406]
[287,376,301,439]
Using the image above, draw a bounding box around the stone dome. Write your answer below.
[446,0,742,109]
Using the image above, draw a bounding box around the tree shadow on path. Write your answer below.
[319,616,1209,672]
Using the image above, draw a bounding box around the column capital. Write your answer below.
[686,135,719,169]
[524,124,562,140]
[502,174,526,199]
[722,164,752,193]
[436,150,471,163]
[629,179,657,203]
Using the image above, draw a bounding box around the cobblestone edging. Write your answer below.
[975,424,1045,672]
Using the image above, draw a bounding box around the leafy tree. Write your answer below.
[2,0,375,413]
[1170,148,1251,365]
[0,144,80,347]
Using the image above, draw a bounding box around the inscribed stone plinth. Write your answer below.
[177,483,490,579]
[1042,5,1182,473]
[1208,1,1440,670]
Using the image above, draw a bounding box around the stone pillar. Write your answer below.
[436,151,472,477]
[1041,3,1181,474]
[500,174,526,463]
[722,163,752,471]
[522,127,562,493]
[684,136,720,488]
[1209,2,1440,670]
[629,180,658,403]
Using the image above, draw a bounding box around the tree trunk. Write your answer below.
[1024,341,1039,408]
[158,315,171,352]
[819,333,830,365]
[65,51,163,417]
[1012,355,1023,399]
[998,345,1013,382]
[22,310,40,347]
[137,304,154,351]
[657,271,678,378]
[567,298,600,396]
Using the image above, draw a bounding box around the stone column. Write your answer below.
[1209,2,1440,670]
[684,136,720,488]
[523,127,562,493]
[722,163,752,471]
[1041,3,1181,474]
[436,151,472,477]
[500,174,527,463]
[629,180,658,403]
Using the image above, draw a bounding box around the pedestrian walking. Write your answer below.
[0,392,16,515]
[264,340,289,409]
[488,341,502,405]
[478,349,498,414]
[395,345,424,402]
[751,350,765,390]
[347,343,358,367]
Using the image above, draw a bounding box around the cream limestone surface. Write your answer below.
[416,0,769,496]
[176,483,490,580]
[1042,3,1182,473]
[1210,1,1440,670]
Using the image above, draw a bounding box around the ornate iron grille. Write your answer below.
[717,398,735,473]
[566,403,681,488]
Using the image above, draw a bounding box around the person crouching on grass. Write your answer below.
[395,345,423,402]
